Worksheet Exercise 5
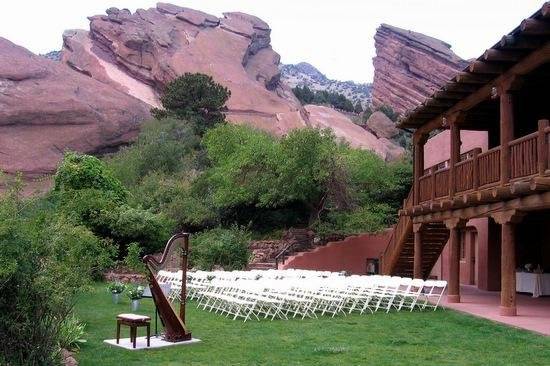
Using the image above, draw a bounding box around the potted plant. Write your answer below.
[127,285,145,311]
[107,282,126,304]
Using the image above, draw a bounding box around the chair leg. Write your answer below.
[116,321,121,344]
[147,324,151,347]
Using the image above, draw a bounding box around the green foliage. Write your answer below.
[353,102,363,114]
[54,152,128,201]
[0,190,111,365]
[58,315,87,351]
[292,85,355,112]
[124,242,147,274]
[126,285,145,300]
[378,104,399,122]
[107,118,201,187]
[153,73,231,135]
[191,226,251,270]
[107,282,126,294]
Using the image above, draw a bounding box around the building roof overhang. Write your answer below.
[398,2,550,132]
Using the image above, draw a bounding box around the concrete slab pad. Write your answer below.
[104,336,201,350]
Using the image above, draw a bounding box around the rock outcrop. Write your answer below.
[371,24,469,115]
[365,111,399,139]
[61,4,401,160]
[0,37,150,178]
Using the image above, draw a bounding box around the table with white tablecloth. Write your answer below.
[516,272,550,297]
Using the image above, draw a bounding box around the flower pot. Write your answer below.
[131,299,140,311]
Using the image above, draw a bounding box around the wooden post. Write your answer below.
[445,218,466,303]
[413,223,423,279]
[500,91,514,185]
[413,133,427,205]
[449,120,461,197]
[538,119,549,175]
[472,148,482,190]
[430,168,436,200]
[491,210,525,316]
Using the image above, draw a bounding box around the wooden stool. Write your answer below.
[116,313,151,348]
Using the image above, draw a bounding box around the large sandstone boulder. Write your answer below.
[365,111,398,139]
[0,37,150,178]
[305,105,404,161]
[61,4,401,158]
[371,24,468,115]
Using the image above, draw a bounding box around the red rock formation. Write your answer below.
[62,4,402,160]
[0,37,150,178]
[371,24,468,115]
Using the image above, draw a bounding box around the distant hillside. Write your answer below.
[280,62,372,107]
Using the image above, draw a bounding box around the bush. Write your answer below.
[124,242,147,274]
[54,152,128,201]
[58,315,86,351]
[0,190,106,365]
[191,226,251,270]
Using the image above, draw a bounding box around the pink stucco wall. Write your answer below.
[281,231,392,274]
[424,130,488,168]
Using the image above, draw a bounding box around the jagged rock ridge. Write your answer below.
[0,37,150,178]
[280,62,372,107]
[61,3,401,160]
[371,24,469,114]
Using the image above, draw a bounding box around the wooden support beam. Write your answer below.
[413,223,423,279]
[444,83,480,93]
[520,19,550,35]
[491,185,512,200]
[499,35,544,50]
[454,72,494,84]
[469,61,507,74]
[538,119,549,175]
[483,49,524,62]
[510,181,532,195]
[530,176,550,191]
[499,89,515,185]
[433,90,467,100]
[445,218,466,304]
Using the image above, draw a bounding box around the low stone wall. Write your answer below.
[248,240,289,264]
[281,230,392,274]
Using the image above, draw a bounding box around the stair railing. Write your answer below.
[380,189,413,275]
[274,241,298,268]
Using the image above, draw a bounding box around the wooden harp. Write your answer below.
[143,232,192,342]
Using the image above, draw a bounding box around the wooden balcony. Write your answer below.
[415,122,550,207]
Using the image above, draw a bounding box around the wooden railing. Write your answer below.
[510,132,538,179]
[416,119,550,204]
[380,190,413,274]
[478,147,500,186]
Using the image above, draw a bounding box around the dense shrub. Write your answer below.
[0,190,112,365]
[292,85,355,112]
[191,226,251,270]
[54,152,128,201]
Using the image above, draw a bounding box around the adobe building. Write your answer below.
[381,3,550,317]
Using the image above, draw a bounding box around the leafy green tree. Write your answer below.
[354,102,363,114]
[151,73,231,135]
[191,226,251,270]
[54,152,128,201]
[292,85,315,104]
[378,104,399,122]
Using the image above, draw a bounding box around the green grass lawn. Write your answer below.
[74,283,550,366]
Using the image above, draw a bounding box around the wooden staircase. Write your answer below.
[380,190,450,278]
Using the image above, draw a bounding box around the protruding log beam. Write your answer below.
[454,72,493,84]
[499,35,544,49]
[476,189,496,203]
[444,83,480,93]
[469,61,506,74]
[433,90,467,100]
[491,186,512,200]
[520,18,550,35]
[510,181,532,195]
[462,192,478,205]
[530,176,550,191]
[483,49,524,62]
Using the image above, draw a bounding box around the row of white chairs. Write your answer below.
[156,270,447,322]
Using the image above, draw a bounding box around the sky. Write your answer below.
[0,0,544,83]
